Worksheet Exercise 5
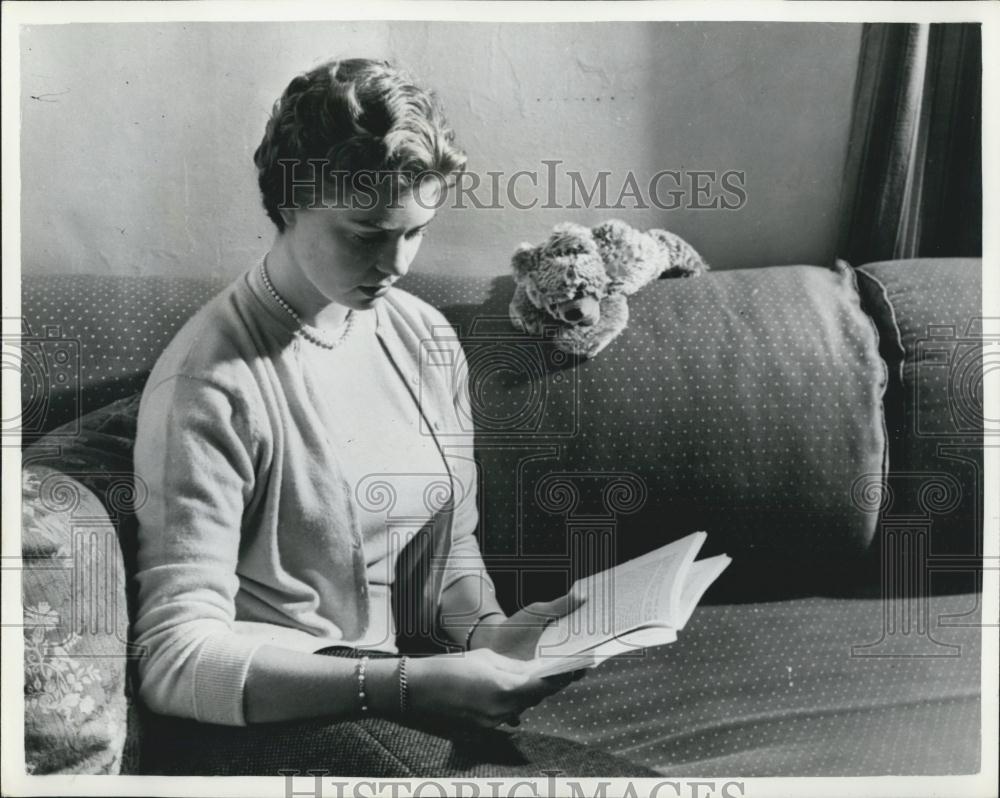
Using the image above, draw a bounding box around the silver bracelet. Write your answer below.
[398,656,409,715]
[464,611,505,651]
[356,655,370,714]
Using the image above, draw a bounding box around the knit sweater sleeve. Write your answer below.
[132,372,264,726]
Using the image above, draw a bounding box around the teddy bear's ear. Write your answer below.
[551,222,583,238]
[548,222,595,254]
[591,219,632,247]
[511,243,539,280]
[591,219,638,271]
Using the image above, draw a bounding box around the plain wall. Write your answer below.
[20,21,863,280]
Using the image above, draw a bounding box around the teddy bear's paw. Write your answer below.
[589,331,621,358]
[650,229,709,278]
[582,343,602,359]
[660,261,709,279]
[599,294,629,331]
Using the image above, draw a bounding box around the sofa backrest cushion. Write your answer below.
[22,263,888,594]
[409,264,887,588]
[854,258,983,568]
[18,275,226,446]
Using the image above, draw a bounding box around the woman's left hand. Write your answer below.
[472,592,585,662]
[469,592,589,723]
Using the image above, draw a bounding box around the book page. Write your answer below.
[526,627,679,679]
[675,554,732,629]
[534,531,707,660]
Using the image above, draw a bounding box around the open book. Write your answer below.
[526,531,731,678]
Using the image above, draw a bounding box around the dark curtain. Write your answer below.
[838,23,982,265]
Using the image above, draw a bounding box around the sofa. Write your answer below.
[18,257,984,777]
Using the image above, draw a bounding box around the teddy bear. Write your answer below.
[508,219,709,358]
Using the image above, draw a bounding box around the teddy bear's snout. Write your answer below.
[557,295,601,327]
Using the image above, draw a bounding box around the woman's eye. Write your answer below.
[351,229,426,245]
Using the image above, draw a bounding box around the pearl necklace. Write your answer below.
[259,260,355,350]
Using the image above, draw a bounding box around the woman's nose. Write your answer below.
[377,241,411,278]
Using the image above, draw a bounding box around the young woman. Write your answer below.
[132,57,646,777]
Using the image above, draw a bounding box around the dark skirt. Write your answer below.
[138,647,652,778]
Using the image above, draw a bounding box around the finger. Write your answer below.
[473,647,518,666]
[532,591,586,622]
[484,652,534,674]
[565,588,588,613]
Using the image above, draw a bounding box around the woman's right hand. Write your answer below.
[407,649,560,729]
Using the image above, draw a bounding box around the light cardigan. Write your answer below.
[301,309,454,653]
[132,265,493,726]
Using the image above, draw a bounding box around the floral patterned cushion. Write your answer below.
[22,463,130,774]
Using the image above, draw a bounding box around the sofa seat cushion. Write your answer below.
[521,592,981,776]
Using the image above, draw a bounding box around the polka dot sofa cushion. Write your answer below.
[520,591,981,776]
[854,259,983,573]
[21,264,887,581]
[404,263,887,598]
[17,274,228,446]
[19,262,981,777]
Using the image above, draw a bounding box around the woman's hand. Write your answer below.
[406,649,565,729]
[472,592,584,661]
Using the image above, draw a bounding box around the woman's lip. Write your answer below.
[359,284,392,297]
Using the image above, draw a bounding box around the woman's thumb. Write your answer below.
[535,591,585,621]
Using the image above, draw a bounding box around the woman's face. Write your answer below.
[281,179,441,313]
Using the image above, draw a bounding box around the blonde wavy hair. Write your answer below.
[253,58,467,230]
